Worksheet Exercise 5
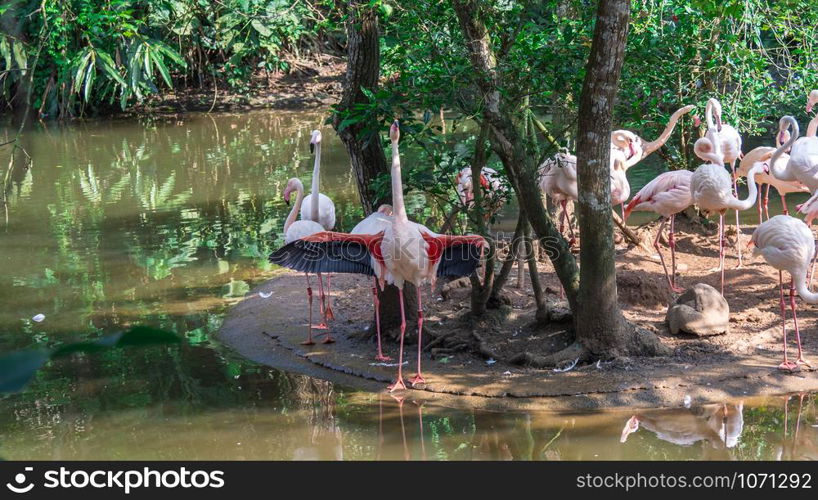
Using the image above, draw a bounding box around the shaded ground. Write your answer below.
[219,214,818,410]
[131,55,344,114]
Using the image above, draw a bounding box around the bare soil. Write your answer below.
[218,214,818,410]
[131,55,344,115]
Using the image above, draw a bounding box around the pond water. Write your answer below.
[0,111,815,461]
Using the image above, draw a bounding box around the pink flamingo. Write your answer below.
[351,204,394,361]
[538,151,578,243]
[704,98,745,266]
[455,166,502,205]
[281,178,333,345]
[301,130,337,328]
[624,169,694,292]
[769,116,818,193]
[690,137,765,294]
[270,121,486,391]
[807,90,818,114]
[751,215,816,371]
[610,104,695,170]
[738,128,806,222]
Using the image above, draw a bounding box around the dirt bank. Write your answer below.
[218,216,818,411]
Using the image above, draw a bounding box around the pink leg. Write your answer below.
[387,287,407,392]
[790,280,811,367]
[719,213,725,295]
[373,278,391,361]
[321,274,335,344]
[653,218,681,293]
[756,188,763,224]
[558,201,566,235]
[302,274,315,346]
[409,286,426,387]
[781,193,789,216]
[314,273,329,330]
[778,271,798,372]
[669,215,682,291]
[621,203,625,221]
[763,184,770,220]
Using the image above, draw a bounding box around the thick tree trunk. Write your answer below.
[332,1,415,336]
[573,0,664,358]
[331,1,389,214]
[453,0,580,313]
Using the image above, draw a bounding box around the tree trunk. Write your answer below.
[573,0,664,358]
[331,1,389,214]
[524,222,549,323]
[453,0,580,313]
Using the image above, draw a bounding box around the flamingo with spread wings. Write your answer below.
[270,121,486,391]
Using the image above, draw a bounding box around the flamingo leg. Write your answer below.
[790,279,811,367]
[763,184,770,220]
[778,271,797,372]
[670,215,682,292]
[387,287,408,392]
[781,193,789,216]
[719,213,725,295]
[302,274,315,346]
[321,274,335,343]
[373,278,391,361]
[409,286,426,387]
[314,273,329,330]
[756,187,763,224]
[731,162,743,268]
[653,218,681,293]
[558,200,566,235]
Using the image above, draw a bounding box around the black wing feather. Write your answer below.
[437,242,483,277]
[269,239,375,276]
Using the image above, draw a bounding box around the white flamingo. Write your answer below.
[691,137,765,294]
[282,178,333,345]
[611,104,695,169]
[738,128,806,222]
[300,130,337,325]
[807,90,818,114]
[270,121,486,391]
[770,116,818,193]
[351,204,394,361]
[704,98,745,266]
[455,166,502,206]
[624,169,694,292]
[538,151,578,243]
[751,215,816,371]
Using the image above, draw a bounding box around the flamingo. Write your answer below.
[269,121,486,391]
[281,177,333,346]
[770,116,818,194]
[538,151,578,243]
[807,90,818,114]
[620,403,744,449]
[703,98,745,266]
[351,204,394,361]
[750,215,816,371]
[611,104,695,169]
[690,137,765,294]
[737,129,805,222]
[301,130,337,326]
[455,166,502,206]
[624,169,694,292]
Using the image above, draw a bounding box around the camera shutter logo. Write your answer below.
[6,467,35,494]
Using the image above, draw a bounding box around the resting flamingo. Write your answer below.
[751,215,816,371]
[351,204,394,361]
[270,121,486,391]
[738,128,806,222]
[624,169,694,292]
[704,98,745,266]
[281,178,332,345]
[770,116,818,194]
[611,104,695,169]
[691,137,765,294]
[300,130,337,326]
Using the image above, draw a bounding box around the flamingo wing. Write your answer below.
[424,234,487,277]
[269,231,382,276]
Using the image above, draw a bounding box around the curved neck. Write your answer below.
[284,182,304,234]
[391,139,408,222]
[643,105,693,156]
[728,164,762,211]
[705,100,716,130]
[770,120,798,179]
[794,268,818,303]
[807,114,818,138]
[310,142,321,220]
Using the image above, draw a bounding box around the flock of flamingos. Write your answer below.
[270,91,818,391]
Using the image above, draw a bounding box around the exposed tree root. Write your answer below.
[510,342,589,368]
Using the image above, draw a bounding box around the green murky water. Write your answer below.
[0,111,815,460]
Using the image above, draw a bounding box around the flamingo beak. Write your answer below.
[808,103,814,114]
[693,115,701,127]
[779,131,786,144]
[284,192,291,205]
[628,142,637,159]
[309,143,315,154]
